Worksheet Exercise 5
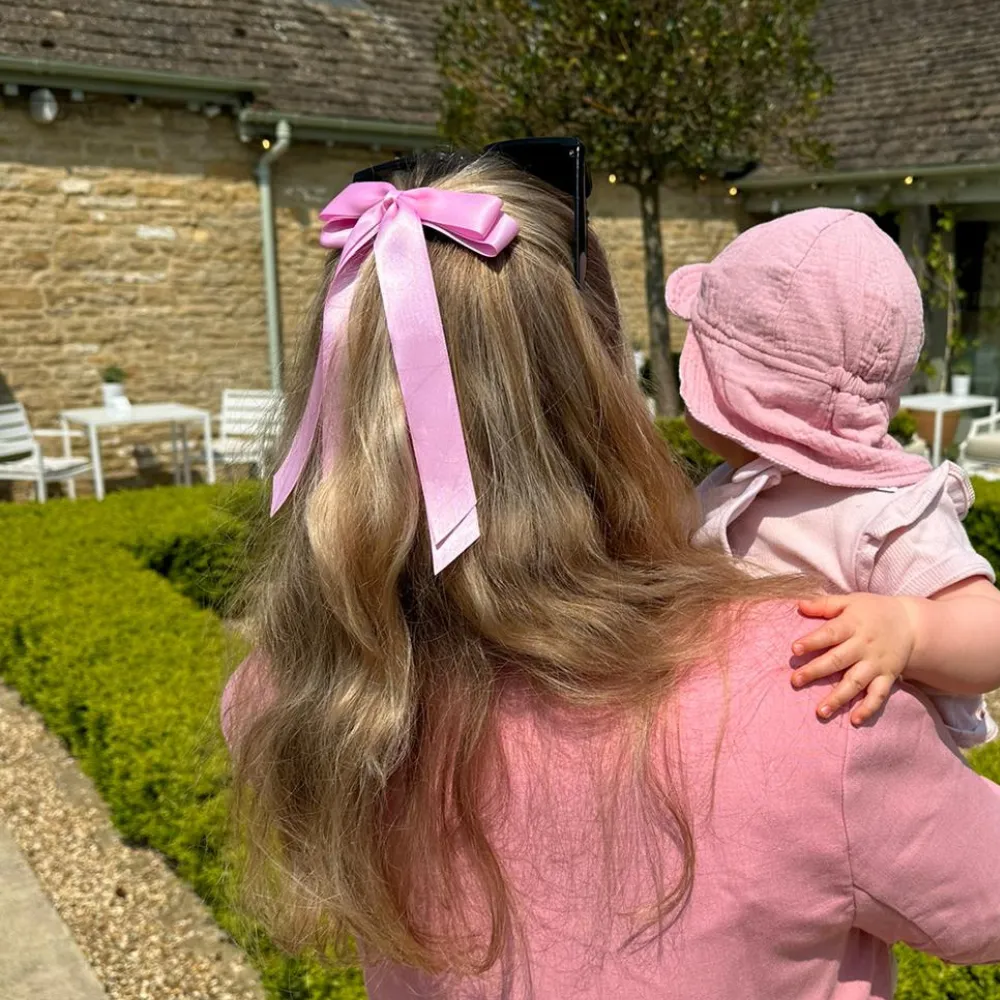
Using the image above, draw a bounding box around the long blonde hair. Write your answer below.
[232,154,788,975]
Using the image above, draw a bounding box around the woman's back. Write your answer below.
[365,606,1000,1000]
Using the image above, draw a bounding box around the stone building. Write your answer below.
[0,0,735,490]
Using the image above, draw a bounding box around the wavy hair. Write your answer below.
[230,153,794,977]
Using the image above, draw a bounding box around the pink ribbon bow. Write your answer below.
[270,182,519,573]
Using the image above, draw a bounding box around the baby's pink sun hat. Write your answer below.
[666,207,932,488]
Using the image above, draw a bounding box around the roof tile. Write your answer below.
[0,0,443,125]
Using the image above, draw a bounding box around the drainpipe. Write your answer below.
[255,119,291,392]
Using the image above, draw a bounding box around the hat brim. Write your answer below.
[665,264,708,320]
[679,332,932,489]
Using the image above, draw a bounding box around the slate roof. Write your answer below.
[4,0,1000,167]
[0,0,442,126]
[760,0,1000,177]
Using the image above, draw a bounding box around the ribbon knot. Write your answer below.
[271,182,520,573]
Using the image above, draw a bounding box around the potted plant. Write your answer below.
[951,356,973,397]
[100,365,130,410]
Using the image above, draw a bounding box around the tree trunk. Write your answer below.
[637,182,680,417]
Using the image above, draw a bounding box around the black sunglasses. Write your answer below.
[352,137,592,286]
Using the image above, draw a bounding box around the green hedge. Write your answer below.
[2,481,1000,998]
[654,417,724,483]
[0,486,364,1000]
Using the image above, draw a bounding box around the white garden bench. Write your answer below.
[0,402,92,501]
[202,389,283,473]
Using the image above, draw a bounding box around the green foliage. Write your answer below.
[889,408,918,446]
[101,365,127,383]
[437,0,832,417]
[4,482,1000,998]
[438,0,832,183]
[137,519,250,613]
[912,211,975,386]
[654,416,723,482]
[964,478,1000,580]
[0,487,366,1000]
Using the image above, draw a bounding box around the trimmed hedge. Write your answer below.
[654,417,724,483]
[2,481,1000,998]
[0,486,364,1000]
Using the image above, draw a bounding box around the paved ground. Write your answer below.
[0,684,263,1000]
[0,826,107,1000]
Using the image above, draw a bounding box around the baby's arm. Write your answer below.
[905,577,1000,693]
[791,577,1000,725]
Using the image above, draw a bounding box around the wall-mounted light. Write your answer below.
[608,173,617,184]
[728,186,738,197]
[904,175,914,186]
[262,138,272,151]
[29,88,58,124]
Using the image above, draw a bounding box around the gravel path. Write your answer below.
[0,684,264,1000]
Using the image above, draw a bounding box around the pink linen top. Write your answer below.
[223,607,1000,1000]
[697,459,997,748]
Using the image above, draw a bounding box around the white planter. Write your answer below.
[101,383,130,410]
[951,374,972,397]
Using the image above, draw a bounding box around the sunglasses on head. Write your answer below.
[352,137,592,286]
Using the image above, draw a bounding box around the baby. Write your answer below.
[666,208,1000,745]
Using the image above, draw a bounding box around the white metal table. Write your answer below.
[60,403,215,500]
[899,392,999,466]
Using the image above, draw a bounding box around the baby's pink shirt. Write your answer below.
[697,459,997,747]
[352,605,1000,1000]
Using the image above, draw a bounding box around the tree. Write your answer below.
[910,210,972,390]
[437,0,831,415]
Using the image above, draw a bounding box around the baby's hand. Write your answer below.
[791,594,919,726]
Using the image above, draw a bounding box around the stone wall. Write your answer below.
[0,93,735,495]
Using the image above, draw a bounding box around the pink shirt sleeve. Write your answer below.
[845,683,1000,962]
[858,463,994,598]
[221,649,274,751]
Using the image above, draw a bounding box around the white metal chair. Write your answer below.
[208,389,283,472]
[0,403,91,501]
[960,412,1000,480]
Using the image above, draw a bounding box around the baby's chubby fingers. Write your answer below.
[792,616,856,659]
[797,595,850,621]
[815,662,880,720]
[791,636,864,687]
[849,675,895,727]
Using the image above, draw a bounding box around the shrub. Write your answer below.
[966,478,1000,580]
[0,486,365,1000]
[889,408,918,446]
[654,416,723,483]
[136,518,251,613]
[4,483,1000,998]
